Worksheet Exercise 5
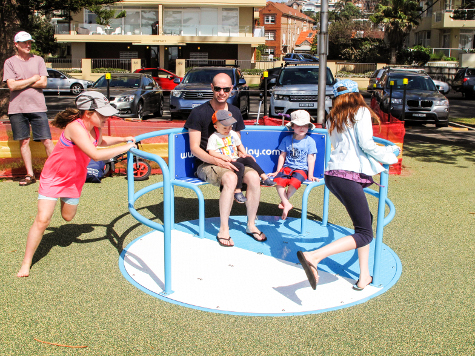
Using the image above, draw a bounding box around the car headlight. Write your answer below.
[274,94,290,101]
[117,95,135,102]
[171,89,181,97]
[390,98,403,104]
[434,99,449,106]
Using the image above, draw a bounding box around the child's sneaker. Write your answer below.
[261,178,276,187]
[234,192,247,203]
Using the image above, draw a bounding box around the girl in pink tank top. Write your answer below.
[18,92,136,277]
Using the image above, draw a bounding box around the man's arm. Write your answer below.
[30,76,47,89]
[6,75,42,91]
[189,129,238,171]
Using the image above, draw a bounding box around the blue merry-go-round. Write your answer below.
[119,126,402,317]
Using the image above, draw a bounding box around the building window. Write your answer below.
[163,7,238,36]
[265,31,275,40]
[264,48,275,55]
[264,15,275,24]
[460,31,475,49]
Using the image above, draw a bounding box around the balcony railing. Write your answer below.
[434,9,475,22]
[56,23,264,37]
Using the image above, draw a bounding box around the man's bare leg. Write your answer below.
[19,138,34,177]
[217,171,237,246]
[42,138,54,157]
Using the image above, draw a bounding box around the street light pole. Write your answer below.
[317,0,329,126]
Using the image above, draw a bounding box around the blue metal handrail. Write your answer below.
[126,128,397,294]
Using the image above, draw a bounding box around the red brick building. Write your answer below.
[259,2,316,59]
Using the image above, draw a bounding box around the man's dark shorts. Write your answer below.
[9,112,52,141]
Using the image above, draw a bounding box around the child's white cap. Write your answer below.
[285,110,315,130]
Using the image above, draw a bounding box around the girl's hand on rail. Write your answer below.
[308,176,320,182]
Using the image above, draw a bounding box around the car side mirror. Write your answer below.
[268,78,276,84]
[61,75,67,79]
[173,78,181,84]
[144,85,153,90]
[238,78,246,85]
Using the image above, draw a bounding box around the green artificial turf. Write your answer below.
[0,127,474,355]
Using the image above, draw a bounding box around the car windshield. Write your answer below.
[278,67,334,85]
[386,76,437,91]
[182,69,234,84]
[94,76,141,88]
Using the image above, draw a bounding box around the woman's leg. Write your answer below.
[301,175,373,286]
[17,199,58,277]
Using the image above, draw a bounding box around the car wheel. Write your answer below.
[171,113,181,120]
[70,83,83,95]
[154,98,164,117]
[136,101,144,120]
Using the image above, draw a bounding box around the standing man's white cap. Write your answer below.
[14,31,35,43]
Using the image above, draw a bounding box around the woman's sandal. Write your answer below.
[297,251,319,290]
[352,277,373,291]
[19,174,36,186]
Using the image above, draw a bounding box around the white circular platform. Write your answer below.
[119,216,401,316]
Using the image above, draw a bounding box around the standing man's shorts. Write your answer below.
[9,112,52,141]
[197,163,255,187]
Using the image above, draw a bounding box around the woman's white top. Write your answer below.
[326,107,398,176]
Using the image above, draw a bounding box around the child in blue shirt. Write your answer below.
[269,110,319,220]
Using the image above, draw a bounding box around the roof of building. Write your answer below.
[265,1,317,23]
[295,30,317,46]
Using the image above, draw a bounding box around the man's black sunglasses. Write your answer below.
[213,86,232,93]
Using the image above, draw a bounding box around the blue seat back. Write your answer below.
[173,129,326,180]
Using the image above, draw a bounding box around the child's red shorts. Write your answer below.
[273,167,308,190]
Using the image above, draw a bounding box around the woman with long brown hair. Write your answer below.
[297,80,400,290]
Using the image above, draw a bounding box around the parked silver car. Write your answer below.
[45,69,93,95]
[269,65,336,119]
[90,73,164,119]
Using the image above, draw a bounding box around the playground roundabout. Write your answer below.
[120,216,401,316]
[119,126,402,317]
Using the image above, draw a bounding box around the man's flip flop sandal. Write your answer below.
[19,175,36,186]
[216,235,234,247]
[245,228,267,242]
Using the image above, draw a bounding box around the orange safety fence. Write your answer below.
[0,105,405,177]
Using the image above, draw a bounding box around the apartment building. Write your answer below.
[410,0,475,57]
[259,2,316,58]
[54,0,266,72]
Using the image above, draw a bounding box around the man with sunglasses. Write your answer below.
[185,73,265,247]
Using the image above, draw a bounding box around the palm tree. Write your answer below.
[370,0,421,64]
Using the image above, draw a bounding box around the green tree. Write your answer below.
[370,0,421,64]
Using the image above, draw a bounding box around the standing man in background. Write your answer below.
[3,31,54,186]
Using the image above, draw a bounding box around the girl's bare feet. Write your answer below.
[17,264,31,277]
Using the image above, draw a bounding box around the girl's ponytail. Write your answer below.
[51,108,82,129]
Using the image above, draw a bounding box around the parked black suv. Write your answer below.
[451,68,475,98]
[170,67,249,120]
[373,71,449,127]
